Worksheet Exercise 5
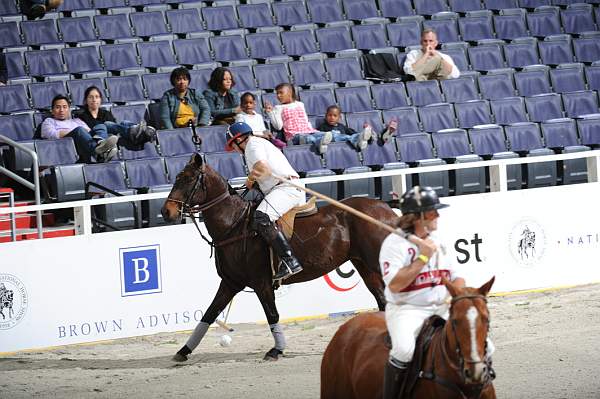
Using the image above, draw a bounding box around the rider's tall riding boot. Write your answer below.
[383,361,407,399]
[271,230,303,280]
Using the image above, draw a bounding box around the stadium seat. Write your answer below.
[362,140,400,167]
[483,0,519,10]
[351,23,388,51]
[196,125,228,153]
[283,144,324,174]
[380,0,415,18]
[493,9,527,40]
[0,0,19,16]
[142,73,173,101]
[406,80,444,107]
[0,85,30,114]
[204,151,246,180]
[105,75,146,104]
[111,104,147,125]
[210,35,248,62]
[573,35,600,64]
[514,66,551,97]
[345,110,385,134]
[246,32,284,60]
[419,103,457,132]
[94,0,126,8]
[440,76,479,103]
[130,11,169,38]
[202,5,239,31]
[166,8,205,35]
[173,38,213,67]
[454,100,493,128]
[272,1,310,27]
[490,96,528,125]
[524,93,564,122]
[43,163,86,202]
[468,43,505,72]
[425,12,460,44]
[0,21,22,49]
[549,64,586,94]
[383,107,421,135]
[504,38,540,69]
[57,16,97,44]
[478,69,517,100]
[325,57,364,83]
[0,113,35,142]
[439,46,470,73]
[342,0,379,21]
[228,65,257,92]
[371,83,409,109]
[585,65,600,91]
[94,14,134,41]
[560,5,596,35]
[468,124,510,157]
[526,7,561,37]
[316,26,354,54]
[238,3,274,29]
[519,0,550,8]
[157,128,197,157]
[254,63,289,91]
[561,91,600,118]
[396,133,435,162]
[29,81,67,110]
[324,142,362,170]
[62,46,104,76]
[289,59,328,86]
[306,0,344,24]
[458,11,494,43]
[386,20,421,49]
[539,35,575,66]
[22,19,61,46]
[414,0,449,16]
[100,43,144,74]
[137,41,178,70]
[165,154,191,182]
[125,157,170,226]
[576,114,600,147]
[120,142,160,160]
[25,49,68,79]
[281,29,319,57]
[335,86,373,113]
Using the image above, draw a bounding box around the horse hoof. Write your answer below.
[263,348,283,361]
[172,353,188,362]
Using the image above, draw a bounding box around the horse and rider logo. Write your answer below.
[508,220,546,266]
[0,273,28,330]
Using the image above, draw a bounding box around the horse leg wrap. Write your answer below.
[270,323,286,351]
[185,321,210,351]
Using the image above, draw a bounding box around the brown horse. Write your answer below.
[321,277,496,399]
[161,153,400,360]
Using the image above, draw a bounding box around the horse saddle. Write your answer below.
[276,196,318,240]
[382,315,446,398]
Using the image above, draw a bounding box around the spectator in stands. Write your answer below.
[75,86,156,149]
[21,0,62,20]
[264,83,332,154]
[235,92,286,150]
[403,29,460,82]
[159,67,210,129]
[203,67,241,125]
[41,95,118,163]
[318,105,374,151]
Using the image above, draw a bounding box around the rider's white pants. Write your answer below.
[257,183,306,222]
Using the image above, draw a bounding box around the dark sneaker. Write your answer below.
[28,4,46,19]
[94,135,118,155]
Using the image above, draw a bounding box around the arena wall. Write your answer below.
[1,182,599,353]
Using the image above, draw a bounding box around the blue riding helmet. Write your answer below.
[400,186,449,214]
[225,122,253,151]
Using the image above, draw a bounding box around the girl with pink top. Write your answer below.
[264,83,333,154]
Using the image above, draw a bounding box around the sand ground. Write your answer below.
[1,283,600,399]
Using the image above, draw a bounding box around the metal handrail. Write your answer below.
[0,134,43,239]
[0,190,17,242]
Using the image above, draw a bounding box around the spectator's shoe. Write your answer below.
[318,131,333,154]
[358,125,373,150]
[95,135,119,156]
[381,119,398,143]
[28,4,46,19]
[129,121,156,143]
[101,147,118,162]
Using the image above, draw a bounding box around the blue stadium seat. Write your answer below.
[254,63,290,90]
[306,0,344,24]
[432,128,471,158]
[419,103,457,132]
[0,0,19,16]
[67,78,105,107]
[345,110,385,134]
[414,0,449,16]
[449,0,482,13]
[340,164,377,199]
[142,73,172,101]
[362,140,400,167]
[351,23,388,51]
[576,114,600,147]
[299,89,336,115]
[189,67,218,92]
[202,5,239,31]
[124,157,170,226]
[440,76,479,103]
[165,154,191,182]
[342,0,379,21]
[505,121,544,152]
[0,85,30,114]
[561,91,600,118]
[247,32,284,60]
[459,11,494,42]
[204,151,246,180]
[62,46,104,76]
[166,8,205,35]
[490,96,528,124]
[526,7,561,37]
[0,113,35,142]
[130,11,168,38]
[455,100,493,128]
[137,41,178,70]
[173,38,213,66]
[493,9,527,40]
[573,35,600,65]
[478,70,517,100]
[22,19,61,46]
[105,75,146,104]
[58,16,97,44]
[94,0,126,7]
[396,133,435,162]
[228,65,257,92]
[371,83,409,109]
[439,46,470,72]
[283,144,324,173]
[238,3,274,29]
[210,35,248,62]
[380,0,415,18]
[94,14,133,41]
[539,35,575,66]
[25,49,67,79]
[541,118,589,185]
[560,5,596,35]
[289,59,328,86]
[0,21,22,49]
[484,0,518,9]
[29,81,67,110]
[120,142,160,160]
[406,80,444,107]
[585,65,600,91]
[316,26,353,54]
[35,138,79,167]
[504,38,540,69]
[524,93,564,122]
[383,107,421,135]
[282,29,319,57]
[336,86,373,113]
[324,142,361,170]
[424,13,459,44]
[387,21,421,48]
[549,64,586,94]
[519,0,550,7]
[157,128,196,157]
[111,104,147,125]
[325,57,363,83]
[468,43,505,72]
[272,1,310,27]
[468,124,510,156]
[514,66,551,97]
[100,43,143,74]
[196,125,228,153]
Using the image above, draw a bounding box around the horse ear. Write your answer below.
[478,276,495,297]
[442,276,459,297]
[192,152,203,166]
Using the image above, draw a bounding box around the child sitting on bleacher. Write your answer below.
[235,92,286,150]
[317,105,373,151]
[264,83,333,154]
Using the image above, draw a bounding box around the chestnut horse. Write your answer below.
[321,277,496,399]
[161,153,400,360]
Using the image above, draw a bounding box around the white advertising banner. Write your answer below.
[1,183,599,352]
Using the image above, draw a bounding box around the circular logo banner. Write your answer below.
[0,273,28,330]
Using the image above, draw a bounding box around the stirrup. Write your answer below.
[273,260,302,281]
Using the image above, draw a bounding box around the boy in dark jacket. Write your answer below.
[317,105,373,150]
